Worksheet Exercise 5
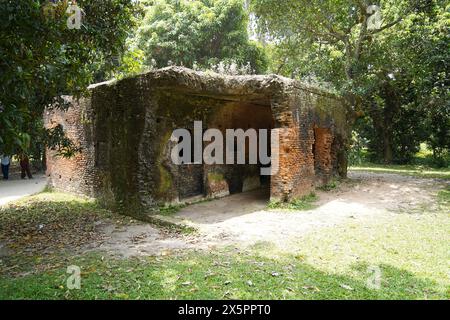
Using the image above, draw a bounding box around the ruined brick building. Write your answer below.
[44,67,349,213]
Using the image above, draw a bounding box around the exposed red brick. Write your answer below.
[44,67,348,214]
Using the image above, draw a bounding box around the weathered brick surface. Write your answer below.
[44,97,98,197]
[44,67,349,215]
[270,126,315,201]
[313,128,333,185]
[205,172,230,198]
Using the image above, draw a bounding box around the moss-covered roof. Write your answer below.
[89,66,343,104]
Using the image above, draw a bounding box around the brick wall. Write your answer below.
[314,127,333,185]
[269,88,348,201]
[44,97,98,197]
[44,67,348,215]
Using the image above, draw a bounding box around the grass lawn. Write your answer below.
[0,178,449,300]
[350,163,450,179]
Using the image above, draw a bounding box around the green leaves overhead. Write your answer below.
[134,0,268,73]
[252,0,449,164]
[0,0,137,155]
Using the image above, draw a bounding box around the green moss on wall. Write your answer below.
[207,172,225,182]
[158,163,173,195]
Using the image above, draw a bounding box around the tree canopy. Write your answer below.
[133,0,267,73]
[0,0,447,166]
[251,0,449,164]
[0,0,136,156]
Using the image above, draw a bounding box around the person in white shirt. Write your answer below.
[1,155,10,180]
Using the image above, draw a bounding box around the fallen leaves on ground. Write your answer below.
[0,196,126,259]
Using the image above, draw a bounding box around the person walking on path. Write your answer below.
[1,155,10,180]
[19,153,33,179]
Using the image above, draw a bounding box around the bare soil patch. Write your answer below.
[93,171,446,256]
[1,171,446,262]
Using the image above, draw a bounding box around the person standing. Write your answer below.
[20,153,33,179]
[1,155,10,180]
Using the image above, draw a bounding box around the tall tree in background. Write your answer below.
[0,0,136,158]
[133,0,267,73]
[251,0,449,164]
[356,4,449,163]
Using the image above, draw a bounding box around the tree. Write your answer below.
[251,0,448,163]
[414,6,449,165]
[133,0,268,73]
[0,0,137,158]
[357,3,449,164]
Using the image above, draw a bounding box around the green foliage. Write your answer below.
[207,172,225,182]
[348,130,369,165]
[158,203,186,216]
[134,0,268,73]
[359,102,428,164]
[114,48,146,79]
[408,143,449,168]
[357,3,449,164]
[45,124,81,158]
[0,0,137,156]
[251,0,449,164]
[318,180,340,192]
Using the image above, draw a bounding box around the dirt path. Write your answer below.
[95,171,447,257]
[0,175,47,206]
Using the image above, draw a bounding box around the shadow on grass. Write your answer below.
[0,250,446,300]
[1,192,447,300]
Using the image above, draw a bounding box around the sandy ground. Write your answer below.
[90,171,447,257]
[87,223,196,258]
[0,175,47,206]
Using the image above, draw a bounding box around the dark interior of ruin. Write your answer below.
[173,96,275,201]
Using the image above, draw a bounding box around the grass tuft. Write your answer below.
[318,180,339,191]
[158,203,186,216]
[437,185,450,207]
[268,193,318,211]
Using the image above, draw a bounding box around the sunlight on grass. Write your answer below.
[437,186,450,205]
[290,199,450,299]
[1,244,447,299]
[1,184,449,300]
[350,163,450,179]
[11,191,95,206]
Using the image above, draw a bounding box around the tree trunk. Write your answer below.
[367,83,398,164]
[381,84,399,164]
[382,129,393,164]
